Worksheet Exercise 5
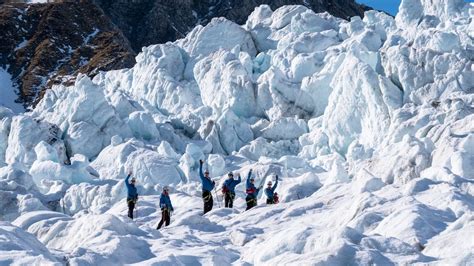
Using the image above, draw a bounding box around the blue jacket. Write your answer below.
[125,174,138,199]
[199,163,215,192]
[246,171,260,198]
[160,193,173,211]
[223,175,242,193]
[264,180,278,199]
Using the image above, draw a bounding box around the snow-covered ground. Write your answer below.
[1,0,473,265]
[0,68,25,113]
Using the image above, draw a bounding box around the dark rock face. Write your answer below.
[0,1,136,108]
[94,0,369,52]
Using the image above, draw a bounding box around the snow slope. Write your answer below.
[1,0,473,264]
[0,68,25,113]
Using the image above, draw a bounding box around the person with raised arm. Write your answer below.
[125,171,138,219]
[264,175,279,204]
[199,159,215,214]
[222,172,241,208]
[245,169,262,210]
[157,186,174,229]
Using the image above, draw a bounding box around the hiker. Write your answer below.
[245,169,262,211]
[125,172,138,219]
[265,175,279,204]
[199,159,215,214]
[157,186,174,229]
[222,172,241,208]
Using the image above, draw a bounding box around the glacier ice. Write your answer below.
[0,0,473,264]
[0,221,59,265]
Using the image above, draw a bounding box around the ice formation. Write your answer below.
[0,0,473,264]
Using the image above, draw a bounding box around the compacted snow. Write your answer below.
[0,0,473,265]
[0,68,25,113]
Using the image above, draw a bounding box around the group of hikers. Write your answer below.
[124,160,279,230]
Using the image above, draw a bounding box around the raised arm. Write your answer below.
[272,176,278,191]
[125,173,131,189]
[199,160,204,181]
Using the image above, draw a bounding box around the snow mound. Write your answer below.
[14,212,153,265]
[423,213,474,264]
[0,222,59,265]
[0,166,47,221]
[30,142,94,188]
[178,17,257,59]
[91,139,183,185]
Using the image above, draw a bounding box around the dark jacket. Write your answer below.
[199,163,215,192]
[125,174,138,199]
[223,175,242,193]
[160,193,173,211]
[264,179,279,199]
[245,171,260,198]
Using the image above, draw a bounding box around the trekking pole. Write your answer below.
[213,187,221,208]
[135,200,138,221]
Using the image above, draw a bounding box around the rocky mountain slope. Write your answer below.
[0,1,136,109]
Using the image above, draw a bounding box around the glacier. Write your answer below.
[0,0,473,265]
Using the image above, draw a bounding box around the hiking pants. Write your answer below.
[246,195,257,210]
[157,209,170,229]
[127,198,136,219]
[202,190,213,214]
[225,192,235,208]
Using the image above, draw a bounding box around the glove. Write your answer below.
[199,159,204,165]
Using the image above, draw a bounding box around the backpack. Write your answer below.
[246,187,256,195]
[273,193,279,204]
[222,184,229,194]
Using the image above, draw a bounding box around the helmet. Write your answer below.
[228,172,233,177]
[267,181,272,186]
[131,177,136,183]
[163,186,169,192]
[204,169,210,174]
